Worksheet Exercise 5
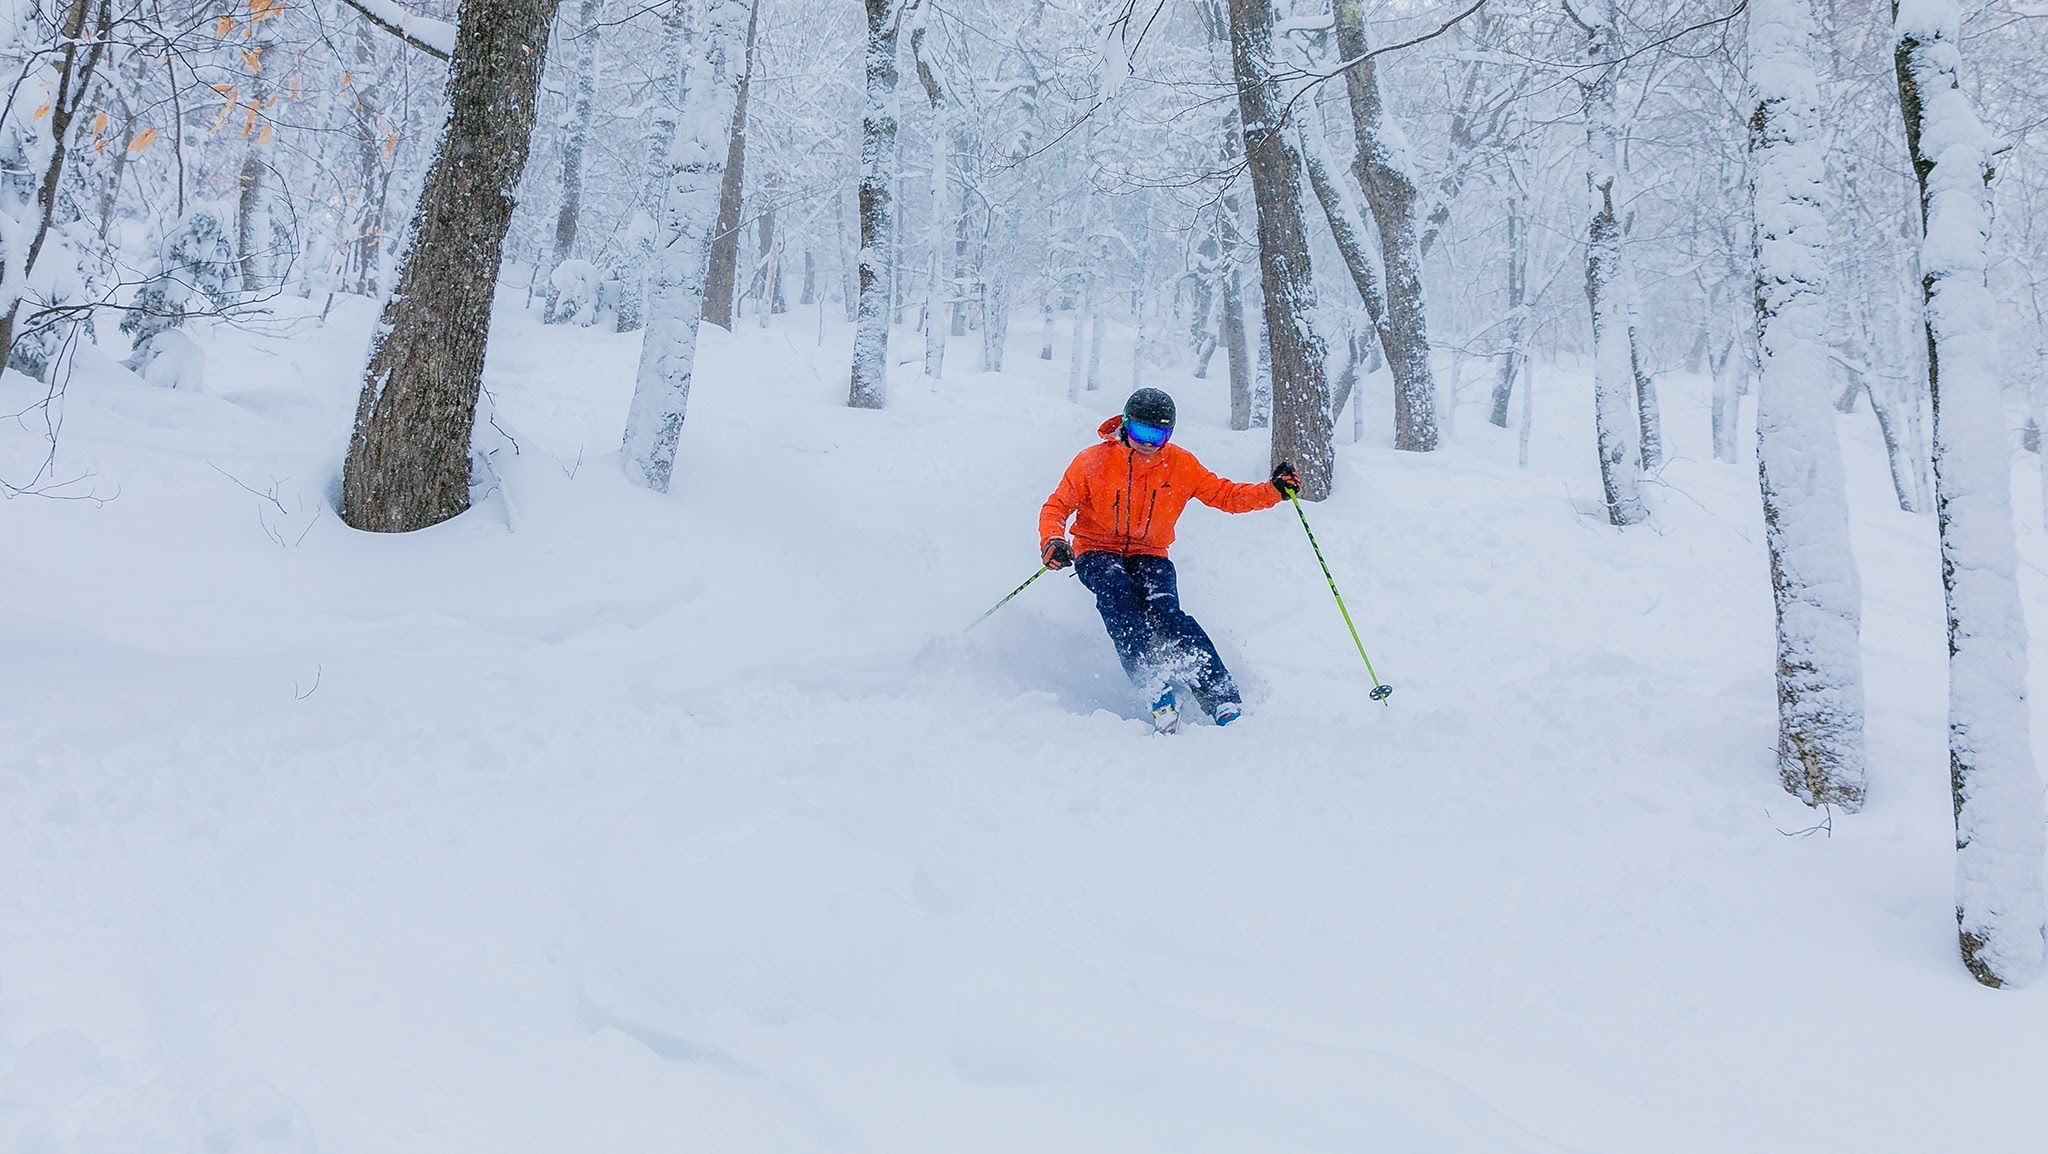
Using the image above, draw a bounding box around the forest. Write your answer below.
[5,1,2048,1149]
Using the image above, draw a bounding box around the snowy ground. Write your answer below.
[4,295,2046,1153]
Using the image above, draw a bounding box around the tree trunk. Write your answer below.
[617,0,753,490]
[1227,0,1331,498]
[981,203,1012,371]
[1221,260,1253,431]
[1333,0,1436,454]
[847,0,900,410]
[1491,186,1527,428]
[701,0,759,331]
[1630,327,1663,469]
[1579,0,1647,526]
[1896,0,2047,989]
[1750,0,1868,812]
[340,0,562,532]
[1296,98,1391,387]
[1038,296,1054,360]
[616,0,688,334]
[545,0,603,322]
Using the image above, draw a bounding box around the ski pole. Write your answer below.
[964,566,1050,633]
[1286,489,1392,704]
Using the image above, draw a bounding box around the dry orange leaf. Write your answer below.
[127,128,157,153]
[211,82,236,95]
[242,103,259,138]
[91,111,107,135]
[241,48,262,72]
[32,102,49,121]
[216,14,234,36]
[211,100,235,133]
[94,138,105,156]
[382,131,396,159]
[341,72,353,88]
[257,124,273,145]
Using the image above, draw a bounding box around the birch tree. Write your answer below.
[1894,0,2046,989]
[848,0,901,409]
[1226,0,1331,499]
[1572,0,1646,526]
[619,0,754,491]
[544,0,604,322]
[1749,0,1867,810]
[1332,0,1437,454]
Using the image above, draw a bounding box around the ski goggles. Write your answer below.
[1124,418,1172,447]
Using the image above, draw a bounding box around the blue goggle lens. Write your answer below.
[1126,419,1172,447]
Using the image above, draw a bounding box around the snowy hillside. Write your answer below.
[5,300,2047,1153]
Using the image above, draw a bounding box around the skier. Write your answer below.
[1039,387,1299,732]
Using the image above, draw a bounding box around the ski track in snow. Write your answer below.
[3,297,2046,1153]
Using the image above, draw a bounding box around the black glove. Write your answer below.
[1042,538,1075,570]
[1271,461,1300,496]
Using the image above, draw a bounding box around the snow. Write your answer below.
[6,294,2048,1152]
[346,0,456,59]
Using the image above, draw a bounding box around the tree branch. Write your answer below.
[337,0,453,61]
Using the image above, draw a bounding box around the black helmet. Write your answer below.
[1122,388,1176,442]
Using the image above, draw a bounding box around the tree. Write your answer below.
[1572,0,1646,526]
[620,0,756,491]
[1749,0,1867,810]
[1226,0,1330,499]
[702,0,760,331]
[1332,0,1437,454]
[848,0,901,410]
[1894,0,2046,989]
[341,0,563,532]
[544,0,605,323]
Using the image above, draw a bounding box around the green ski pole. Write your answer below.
[964,566,1051,633]
[1285,489,1392,704]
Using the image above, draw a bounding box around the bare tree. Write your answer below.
[341,0,564,532]
[620,0,755,490]
[702,0,760,331]
[1332,0,1437,454]
[1750,0,1867,810]
[1226,0,1331,498]
[1894,0,2046,989]
[849,0,902,409]
[1572,0,1646,525]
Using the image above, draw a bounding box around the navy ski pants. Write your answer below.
[1075,551,1239,710]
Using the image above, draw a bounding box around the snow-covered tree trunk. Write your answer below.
[1894,0,2047,989]
[615,0,688,333]
[701,0,759,331]
[981,202,1013,371]
[616,0,753,491]
[235,19,278,293]
[1749,0,1868,811]
[1490,183,1527,429]
[847,0,901,410]
[1630,330,1663,469]
[341,0,563,532]
[1296,98,1391,387]
[1577,0,1647,526]
[544,0,604,322]
[1227,0,1331,498]
[1332,0,1436,455]
[1038,296,1054,360]
[911,11,948,382]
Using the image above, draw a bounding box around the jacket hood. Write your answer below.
[1097,415,1124,442]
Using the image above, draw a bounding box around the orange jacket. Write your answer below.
[1039,416,1282,558]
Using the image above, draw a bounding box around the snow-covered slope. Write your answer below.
[4,299,2045,1153]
